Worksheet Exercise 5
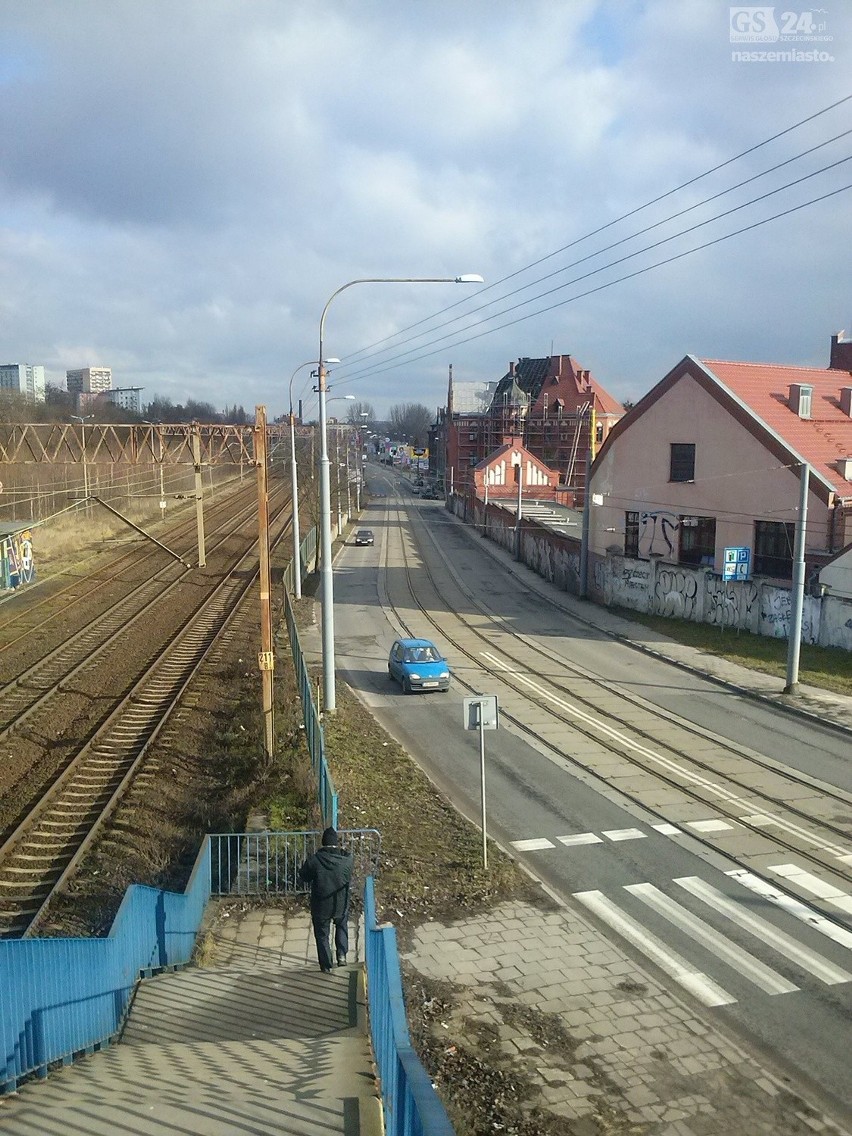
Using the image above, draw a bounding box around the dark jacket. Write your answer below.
[298,846,353,920]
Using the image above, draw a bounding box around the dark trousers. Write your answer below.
[311,913,349,971]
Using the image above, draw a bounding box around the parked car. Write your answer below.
[354,529,374,546]
[388,638,451,694]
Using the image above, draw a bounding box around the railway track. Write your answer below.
[382,487,852,921]
[0,475,262,659]
[0,489,281,735]
[0,483,291,937]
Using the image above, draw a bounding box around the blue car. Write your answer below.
[388,637,451,694]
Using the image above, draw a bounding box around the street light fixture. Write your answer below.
[288,359,340,600]
[316,274,483,713]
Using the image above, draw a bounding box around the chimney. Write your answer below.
[509,361,516,376]
[830,331,852,371]
[840,387,852,417]
[789,383,813,418]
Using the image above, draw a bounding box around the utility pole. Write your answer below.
[256,406,274,760]
[580,449,592,598]
[784,462,810,694]
[191,424,206,568]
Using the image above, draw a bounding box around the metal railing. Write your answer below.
[209,829,381,896]
[364,877,455,1135]
[0,839,211,1094]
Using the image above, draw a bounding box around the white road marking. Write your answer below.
[602,828,647,842]
[652,823,683,836]
[624,883,797,995]
[557,833,604,846]
[739,814,776,826]
[726,869,852,950]
[768,864,852,915]
[838,854,852,866]
[674,876,852,985]
[479,650,847,860]
[574,889,736,1007]
[686,819,734,833]
[511,838,555,851]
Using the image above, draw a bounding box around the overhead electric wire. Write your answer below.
[339,94,852,367]
[336,181,852,382]
[340,146,852,376]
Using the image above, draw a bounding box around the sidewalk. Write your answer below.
[0,905,383,1136]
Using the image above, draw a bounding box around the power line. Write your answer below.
[339,156,851,379]
[340,95,852,367]
[336,181,852,383]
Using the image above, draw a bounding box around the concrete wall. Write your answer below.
[451,494,852,652]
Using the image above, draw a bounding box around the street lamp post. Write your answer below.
[71,414,94,513]
[316,274,483,714]
[288,359,339,600]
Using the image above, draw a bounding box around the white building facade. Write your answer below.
[0,363,46,401]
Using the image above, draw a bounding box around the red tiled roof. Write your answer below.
[700,359,852,494]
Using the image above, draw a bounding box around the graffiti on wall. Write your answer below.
[654,567,699,619]
[3,529,35,589]
[639,511,680,558]
[706,577,759,629]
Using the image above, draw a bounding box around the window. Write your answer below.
[625,511,640,557]
[754,520,795,578]
[678,515,716,566]
[670,443,695,482]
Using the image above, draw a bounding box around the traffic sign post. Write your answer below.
[463,695,499,870]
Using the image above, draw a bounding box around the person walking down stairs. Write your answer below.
[298,827,354,973]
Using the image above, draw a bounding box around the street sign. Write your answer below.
[462,695,499,871]
[723,546,751,581]
[463,694,499,731]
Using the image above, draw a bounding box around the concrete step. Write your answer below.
[122,964,360,1046]
[0,965,382,1135]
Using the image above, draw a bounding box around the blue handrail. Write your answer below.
[364,878,455,1135]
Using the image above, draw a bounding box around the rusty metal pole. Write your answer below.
[191,424,206,568]
[255,406,275,760]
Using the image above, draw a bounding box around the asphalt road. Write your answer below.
[332,477,852,1115]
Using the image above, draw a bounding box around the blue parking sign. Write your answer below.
[723,546,751,581]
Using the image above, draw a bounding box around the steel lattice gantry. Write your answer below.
[0,422,297,467]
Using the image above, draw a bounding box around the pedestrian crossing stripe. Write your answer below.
[769,863,852,915]
[574,889,736,1007]
[675,877,851,985]
[575,877,851,1009]
[625,882,798,995]
[727,869,852,950]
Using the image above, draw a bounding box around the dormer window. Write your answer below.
[789,383,813,419]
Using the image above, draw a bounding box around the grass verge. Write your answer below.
[614,607,852,696]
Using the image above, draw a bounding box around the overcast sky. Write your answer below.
[2,0,850,420]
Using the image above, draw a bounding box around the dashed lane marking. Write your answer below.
[686,819,735,833]
[557,833,604,846]
[602,828,647,842]
[511,838,555,851]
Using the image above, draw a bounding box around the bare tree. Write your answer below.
[346,400,376,425]
[387,402,433,447]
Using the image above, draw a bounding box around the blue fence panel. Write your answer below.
[364,878,455,1136]
[0,839,211,1093]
